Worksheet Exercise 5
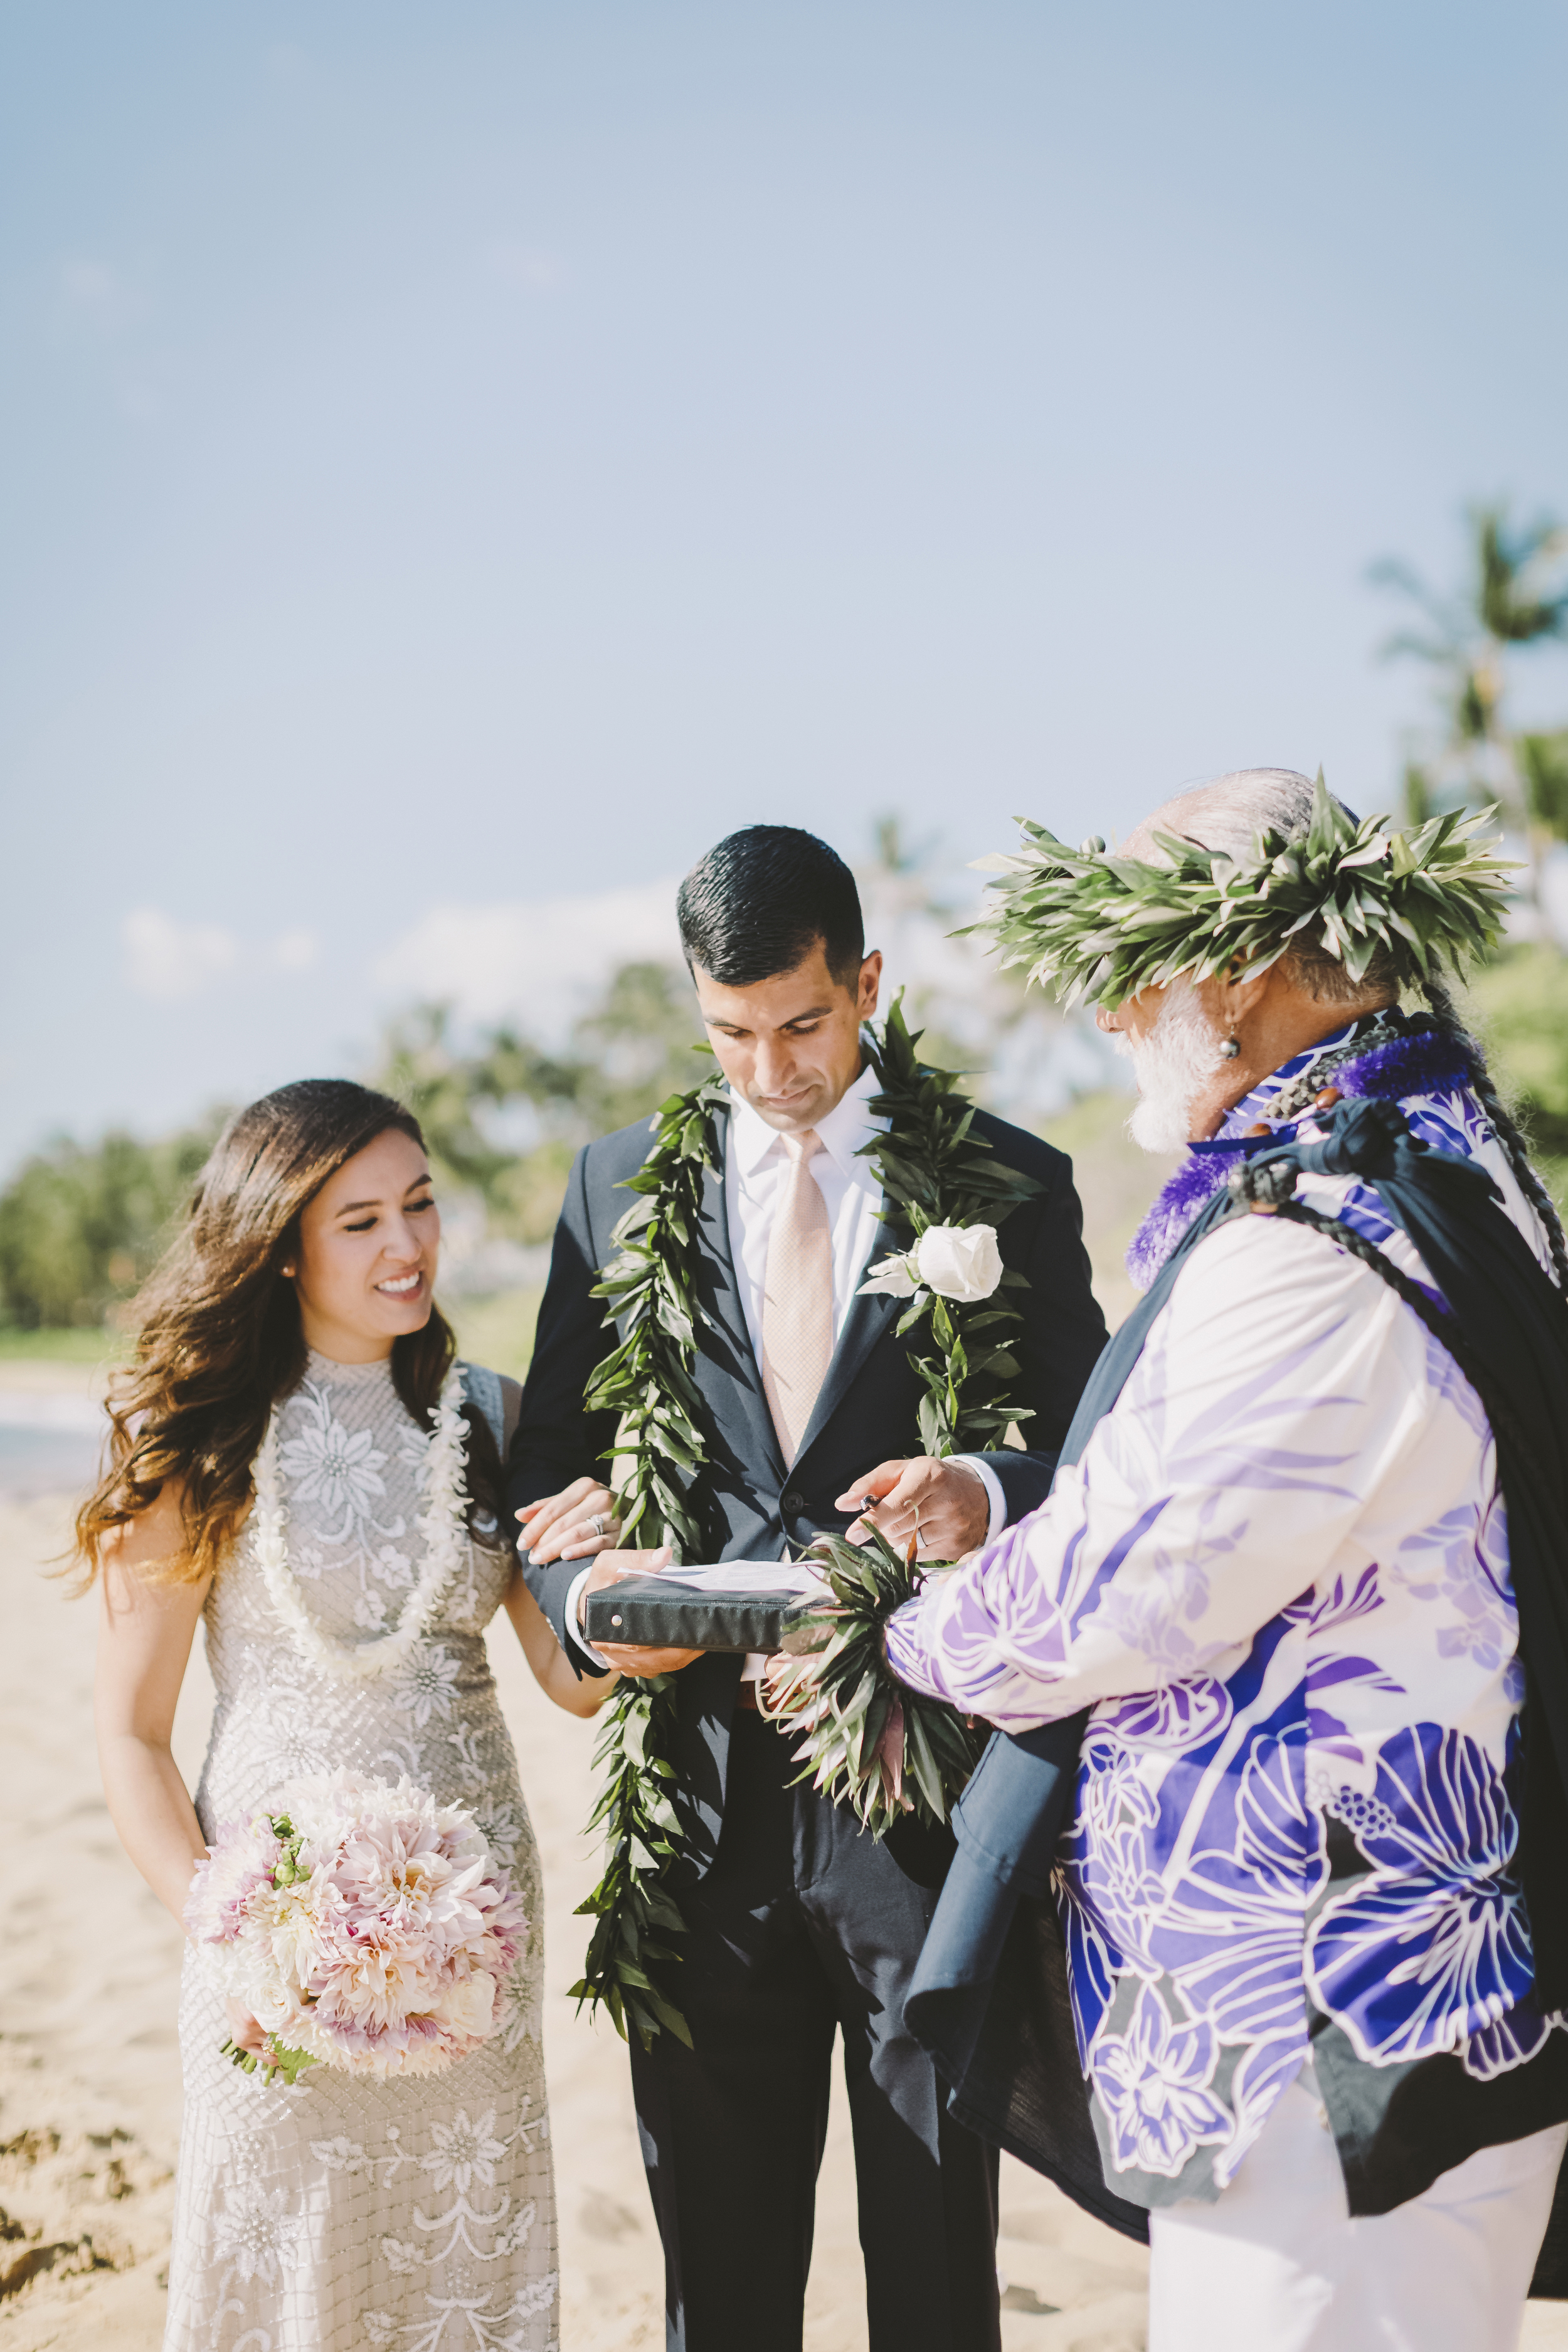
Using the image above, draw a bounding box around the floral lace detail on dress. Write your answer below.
[276,1374,428,1623]
[166,1350,556,2352]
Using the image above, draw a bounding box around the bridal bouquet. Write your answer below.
[185,1767,527,2084]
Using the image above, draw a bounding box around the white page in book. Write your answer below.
[652,1560,831,1598]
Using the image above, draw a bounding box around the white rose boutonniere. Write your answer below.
[856,1254,919,1300]
[858,1221,1004,1305]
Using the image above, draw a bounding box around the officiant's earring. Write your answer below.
[1217,1032,1241,1060]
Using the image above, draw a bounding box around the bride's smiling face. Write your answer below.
[286,1128,441,1363]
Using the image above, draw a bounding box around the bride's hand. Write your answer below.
[516,1478,622,1565]
[224,1998,272,2065]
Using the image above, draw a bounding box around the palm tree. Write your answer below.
[1370,506,1568,904]
[1518,728,1568,840]
[1372,501,1568,931]
[1382,506,1560,828]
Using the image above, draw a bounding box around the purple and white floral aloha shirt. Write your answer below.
[884,1035,1557,2205]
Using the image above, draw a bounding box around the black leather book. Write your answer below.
[583,1572,817,1653]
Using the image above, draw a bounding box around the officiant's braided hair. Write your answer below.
[75,1079,506,1586]
[1177,770,1568,1294]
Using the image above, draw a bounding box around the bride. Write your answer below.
[82,1078,614,2351]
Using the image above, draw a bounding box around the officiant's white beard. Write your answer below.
[1113,978,1227,1154]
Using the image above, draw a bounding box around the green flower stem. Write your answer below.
[220,2034,316,2087]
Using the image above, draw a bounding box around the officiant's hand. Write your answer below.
[517,1477,622,1565]
[577,1549,704,1678]
[837,1456,990,1560]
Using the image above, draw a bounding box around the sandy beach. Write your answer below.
[2,1387,1564,2349]
[0,1465,1152,2351]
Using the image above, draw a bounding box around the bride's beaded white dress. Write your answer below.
[164,1350,556,2352]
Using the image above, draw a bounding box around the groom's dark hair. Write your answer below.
[677,825,865,990]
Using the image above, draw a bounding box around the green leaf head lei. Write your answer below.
[970,772,1514,1012]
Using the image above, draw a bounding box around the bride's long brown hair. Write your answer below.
[75,1078,504,1586]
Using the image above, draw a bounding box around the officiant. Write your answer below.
[506,824,1107,2352]
[878,770,1568,2351]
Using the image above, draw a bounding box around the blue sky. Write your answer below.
[3,1,1566,1168]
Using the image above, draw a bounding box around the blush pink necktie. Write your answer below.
[760,1130,834,1465]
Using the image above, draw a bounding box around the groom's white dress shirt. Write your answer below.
[728,1063,887,1353]
[726,1064,1005,1532]
[564,1062,1005,1663]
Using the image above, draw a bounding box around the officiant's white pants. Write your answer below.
[1148,2067,1567,2352]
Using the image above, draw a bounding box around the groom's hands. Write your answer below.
[837,1456,990,1560]
[576,1549,703,1679]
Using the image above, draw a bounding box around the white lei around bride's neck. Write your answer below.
[253,1364,470,1682]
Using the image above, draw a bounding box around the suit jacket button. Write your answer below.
[781,1488,803,1515]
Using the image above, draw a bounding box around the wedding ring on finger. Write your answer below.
[588,1514,606,1539]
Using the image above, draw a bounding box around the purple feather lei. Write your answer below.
[1126,1155,1232,1292]
[1124,1022,1477,1293]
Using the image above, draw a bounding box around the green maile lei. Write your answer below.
[971,771,1513,1010]
[569,993,1042,2047]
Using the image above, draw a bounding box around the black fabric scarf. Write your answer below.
[904,1095,1568,2253]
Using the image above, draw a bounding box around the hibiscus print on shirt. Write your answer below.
[1308,1722,1535,2065]
[1093,1983,1232,2176]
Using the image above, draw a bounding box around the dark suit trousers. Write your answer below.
[629,1714,1002,2352]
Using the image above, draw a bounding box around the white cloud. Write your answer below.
[374,881,683,1039]
[484,240,566,292]
[122,908,240,1002]
[55,257,143,333]
[272,930,319,973]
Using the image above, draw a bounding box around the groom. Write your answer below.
[507,825,1107,2352]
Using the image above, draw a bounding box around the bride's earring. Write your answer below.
[1217,1033,1241,1061]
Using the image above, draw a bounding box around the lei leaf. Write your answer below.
[565,1064,728,2050]
[570,999,1038,2047]
[858,993,1044,1455]
[760,1525,983,1832]
[968,771,1515,1010]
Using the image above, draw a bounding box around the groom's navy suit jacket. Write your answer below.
[507,1104,1107,1875]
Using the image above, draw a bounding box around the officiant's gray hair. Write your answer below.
[1123,766,1319,865]
[1126,767,1388,1006]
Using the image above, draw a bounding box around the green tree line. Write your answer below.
[0,962,706,1332]
[6,501,1567,1338]
[4,948,1568,1337]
